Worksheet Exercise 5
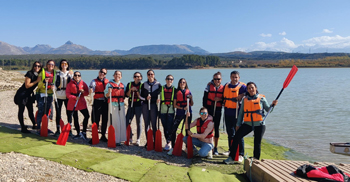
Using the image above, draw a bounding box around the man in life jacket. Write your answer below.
[203,71,224,156]
[89,68,109,142]
[183,107,214,158]
[222,71,247,159]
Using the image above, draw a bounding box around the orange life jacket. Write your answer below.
[196,118,214,138]
[108,82,124,103]
[223,82,246,109]
[94,78,109,99]
[243,94,265,122]
[176,89,190,107]
[207,84,224,107]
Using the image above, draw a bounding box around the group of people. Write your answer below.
[14,59,278,164]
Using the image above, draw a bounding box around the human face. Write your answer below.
[213,75,221,86]
[47,61,55,71]
[99,69,107,79]
[74,73,81,82]
[247,84,257,96]
[133,73,142,83]
[180,79,186,89]
[114,71,122,82]
[147,71,155,81]
[33,63,41,73]
[230,74,240,85]
[166,76,173,86]
[61,61,68,70]
[200,109,208,120]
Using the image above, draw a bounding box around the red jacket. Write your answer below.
[66,80,89,111]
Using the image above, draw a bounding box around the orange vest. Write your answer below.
[207,84,224,107]
[243,94,265,122]
[94,78,109,99]
[223,82,246,109]
[196,118,214,138]
[108,82,124,103]
[176,89,190,107]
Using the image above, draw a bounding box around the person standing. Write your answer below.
[125,72,143,146]
[203,71,224,155]
[66,71,90,140]
[54,59,73,136]
[14,61,41,133]
[105,71,126,146]
[160,75,176,151]
[89,68,109,142]
[224,82,278,164]
[223,70,247,160]
[139,70,161,147]
[36,60,56,133]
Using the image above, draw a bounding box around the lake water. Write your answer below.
[31,68,350,163]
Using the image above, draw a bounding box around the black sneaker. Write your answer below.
[32,124,37,129]
[54,130,60,137]
[73,134,81,139]
[21,128,31,133]
[69,131,74,137]
[88,139,92,144]
[100,135,108,142]
[80,132,87,141]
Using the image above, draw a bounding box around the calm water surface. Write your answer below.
[39,68,350,163]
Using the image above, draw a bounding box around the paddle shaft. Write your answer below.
[109,92,113,126]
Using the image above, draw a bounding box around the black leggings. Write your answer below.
[208,108,222,138]
[229,123,266,160]
[67,109,90,134]
[92,99,108,136]
[169,114,192,148]
[55,99,68,131]
[17,101,35,129]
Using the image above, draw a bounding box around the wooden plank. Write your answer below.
[259,160,303,182]
[269,160,306,182]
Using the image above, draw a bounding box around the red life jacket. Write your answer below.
[207,84,224,107]
[108,82,124,103]
[69,80,84,97]
[176,89,190,107]
[128,82,142,103]
[161,86,175,105]
[94,78,109,99]
[196,118,214,138]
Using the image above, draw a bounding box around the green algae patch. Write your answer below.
[51,147,121,172]
[243,137,288,160]
[0,126,21,137]
[90,154,157,181]
[188,166,242,182]
[139,163,190,182]
[19,142,89,159]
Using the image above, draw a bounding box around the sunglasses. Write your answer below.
[48,63,55,66]
[180,81,186,84]
[34,65,41,68]
[134,75,141,78]
[166,78,173,81]
[148,74,154,76]
[100,71,107,75]
[200,112,207,115]
[74,74,81,77]
[61,63,67,66]
[214,78,221,81]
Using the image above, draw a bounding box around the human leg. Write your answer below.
[253,125,266,160]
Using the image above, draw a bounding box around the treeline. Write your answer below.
[0,55,221,70]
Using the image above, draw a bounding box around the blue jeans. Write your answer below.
[36,94,53,130]
[183,136,214,157]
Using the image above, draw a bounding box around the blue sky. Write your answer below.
[1,0,350,53]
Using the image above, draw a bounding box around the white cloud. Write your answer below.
[323,29,333,33]
[235,38,298,52]
[279,31,286,36]
[303,35,350,48]
[260,33,272,37]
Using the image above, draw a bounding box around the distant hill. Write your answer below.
[113,44,209,55]
[0,41,26,55]
[23,44,52,54]
[46,41,92,54]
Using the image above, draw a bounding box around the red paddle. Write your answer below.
[173,120,185,156]
[40,82,48,137]
[186,97,193,158]
[262,65,298,124]
[107,92,116,148]
[60,119,64,132]
[91,122,99,145]
[147,95,154,151]
[155,95,162,152]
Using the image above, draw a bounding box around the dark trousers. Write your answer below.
[169,114,192,148]
[160,112,174,143]
[55,98,68,132]
[229,124,266,160]
[225,114,244,156]
[92,99,108,136]
[67,108,90,134]
[208,107,222,138]
[17,101,35,129]
[142,103,158,141]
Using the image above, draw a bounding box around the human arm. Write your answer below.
[235,101,244,130]
[188,116,214,140]
[24,76,39,89]
[82,82,89,97]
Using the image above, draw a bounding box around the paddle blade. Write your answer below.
[57,123,70,146]
[107,125,116,148]
[147,129,154,151]
[48,109,52,121]
[172,133,184,156]
[283,65,298,89]
[40,114,48,137]
[91,123,99,145]
[59,119,64,131]
[234,145,240,161]
[35,111,38,123]
[155,130,162,152]
[124,125,131,146]
[187,136,193,159]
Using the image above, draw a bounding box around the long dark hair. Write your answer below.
[58,59,70,71]
[31,61,42,72]
[147,69,156,82]
[176,78,189,91]
[246,82,259,95]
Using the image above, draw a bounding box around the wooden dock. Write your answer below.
[244,158,350,182]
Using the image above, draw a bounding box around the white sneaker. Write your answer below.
[135,139,140,146]
[223,151,230,156]
[234,155,244,164]
[207,150,213,159]
[167,148,173,156]
[163,143,171,151]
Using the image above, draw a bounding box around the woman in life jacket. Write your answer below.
[184,107,214,158]
[139,70,161,147]
[66,71,90,140]
[105,71,126,146]
[35,60,56,133]
[89,68,109,142]
[14,61,41,133]
[169,78,194,150]
[224,82,278,164]
[53,59,73,137]
[160,74,176,151]
[125,72,143,146]
[202,71,224,155]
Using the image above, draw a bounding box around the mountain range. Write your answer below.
[0,41,209,55]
